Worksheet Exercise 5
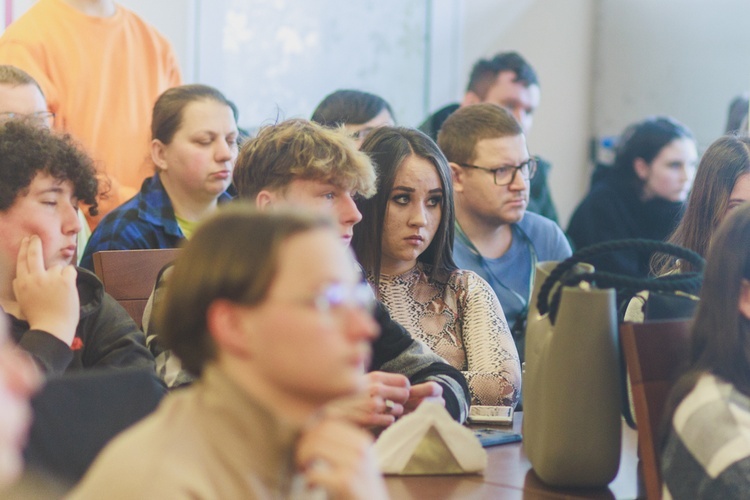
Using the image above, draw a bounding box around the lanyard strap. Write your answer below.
[454,221,537,318]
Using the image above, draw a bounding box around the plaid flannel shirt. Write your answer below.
[80,175,232,271]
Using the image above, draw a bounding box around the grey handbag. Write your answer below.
[523,261,621,488]
[523,240,704,488]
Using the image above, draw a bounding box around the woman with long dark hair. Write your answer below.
[352,127,521,407]
[626,135,750,321]
[661,202,750,498]
[567,116,698,278]
[654,135,750,274]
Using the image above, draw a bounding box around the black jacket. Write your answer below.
[9,268,155,376]
[566,173,684,278]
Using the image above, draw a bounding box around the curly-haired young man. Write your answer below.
[0,120,153,374]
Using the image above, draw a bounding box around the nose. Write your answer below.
[64,205,83,235]
[345,307,380,343]
[408,204,427,227]
[339,193,362,230]
[215,139,235,163]
[509,167,528,192]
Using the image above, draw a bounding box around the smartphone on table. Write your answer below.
[468,405,514,425]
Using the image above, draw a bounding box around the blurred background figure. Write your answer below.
[626,135,750,321]
[567,116,698,278]
[0,315,41,490]
[311,89,395,148]
[725,93,749,135]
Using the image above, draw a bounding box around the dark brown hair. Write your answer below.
[662,203,750,446]
[353,127,456,290]
[156,204,333,375]
[311,89,395,127]
[0,120,98,215]
[467,52,539,99]
[611,116,694,192]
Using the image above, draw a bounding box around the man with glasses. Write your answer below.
[438,103,570,361]
[420,51,559,224]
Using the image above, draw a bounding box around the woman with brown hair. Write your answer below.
[654,135,750,274]
[661,202,750,498]
[626,135,750,321]
[80,84,239,270]
[352,127,521,407]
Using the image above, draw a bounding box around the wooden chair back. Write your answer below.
[92,249,181,328]
[620,320,692,500]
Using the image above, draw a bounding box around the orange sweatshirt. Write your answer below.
[0,0,182,226]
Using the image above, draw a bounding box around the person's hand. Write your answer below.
[296,417,388,500]
[325,371,410,428]
[403,381,444,414]
[13,236,79,346]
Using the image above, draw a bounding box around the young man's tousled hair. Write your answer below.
[233,119,376,201]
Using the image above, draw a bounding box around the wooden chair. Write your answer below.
[620,320,692,500]
[92,249,181,328]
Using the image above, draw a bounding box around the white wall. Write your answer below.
[196,0,432,130]
[458,0,597,226]
[593,0,750,150]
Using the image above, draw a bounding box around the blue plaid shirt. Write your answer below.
[80,175,233,271]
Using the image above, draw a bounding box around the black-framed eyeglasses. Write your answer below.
[458,158,537,186]
[0,111,55,127]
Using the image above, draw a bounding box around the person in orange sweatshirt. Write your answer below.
[0,0,182,228]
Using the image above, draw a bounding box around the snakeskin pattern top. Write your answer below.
[373,263,521,407]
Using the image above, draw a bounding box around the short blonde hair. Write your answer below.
[233,119,376,200]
